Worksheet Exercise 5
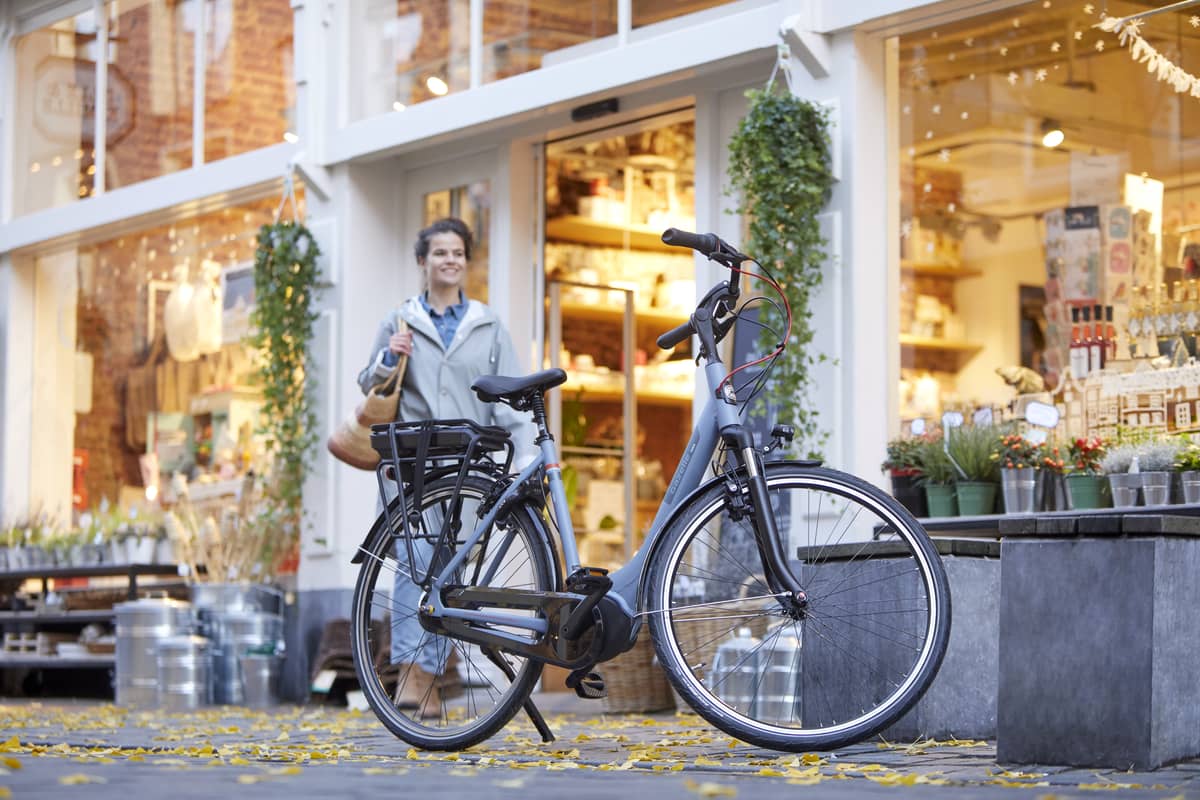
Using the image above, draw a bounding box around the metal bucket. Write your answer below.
[114,598,194,707]
[157,635,212,712]
[191,583,283,616]
[238,654,283,708]
[755,625,802,724]
[208,611,284,705]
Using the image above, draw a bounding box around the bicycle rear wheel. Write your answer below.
[351,473,556,750]
[647,462,950,751]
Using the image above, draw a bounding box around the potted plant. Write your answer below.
[913,433,957,517]
[1064,437,1110,510]
[992,433,1040,515]
[946,424,1001,516]
[1134,440,1183,506]
[1175,441,1200,504]
[882,435,927,517]
[1101,443,1140,508]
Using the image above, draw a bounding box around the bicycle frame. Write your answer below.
[422,359,740,644]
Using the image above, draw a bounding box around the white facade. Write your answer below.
[0,0,1010,595]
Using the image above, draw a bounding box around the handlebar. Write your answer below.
[661,228,723,256]
[656,320,694,350]
[656,228,745,353]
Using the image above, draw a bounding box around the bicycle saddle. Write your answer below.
[472,368,568,406]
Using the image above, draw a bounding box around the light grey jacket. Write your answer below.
[357,296,536,459]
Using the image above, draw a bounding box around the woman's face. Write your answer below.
[419,232,468,293]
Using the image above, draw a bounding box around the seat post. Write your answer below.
[528,392,553,445]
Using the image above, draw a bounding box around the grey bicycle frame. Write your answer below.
[424,358,740,636]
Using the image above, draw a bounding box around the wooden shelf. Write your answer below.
[901,260,982,280]
[0,610,114,624]
[546,215,681,253]
[0,654,113,669]
[560,382,692,407]
[900,334,983,370]
[558,300,689,331]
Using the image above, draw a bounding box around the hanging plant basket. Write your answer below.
[727,87,835,456]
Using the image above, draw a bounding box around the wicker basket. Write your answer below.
[601,634,676,714]
[667,601,773,711]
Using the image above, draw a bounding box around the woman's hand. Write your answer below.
[388,329,413,357]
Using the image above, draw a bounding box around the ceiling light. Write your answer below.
[1040,118,1064,148]
[426,75,449,96]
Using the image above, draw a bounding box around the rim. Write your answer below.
[655,472,942,738]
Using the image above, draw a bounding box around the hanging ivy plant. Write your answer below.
[249,221,322,571]
[727,88,835,457]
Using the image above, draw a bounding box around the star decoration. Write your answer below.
[1075,30,1084,40]
[932,104,942,115]
[961,111,970,120]
[923,183,932,194]
[1036,68,1048,81]
[1191,15,1200,28]
[948,202,957,213]
[1051,41,1061,53]
[1095,40,1105,51]
[901,220,913,239]
[1083,3,1094,14]
[1007,71,1019,85]
[925,130,934,140]
[938,148,951,162]
[1000,46,1009,56]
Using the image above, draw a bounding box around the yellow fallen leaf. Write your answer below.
[269,766,302,777]
[693,756,723,767]
[275,731,290,742]
[756,768,785,777]
[800,753,823,765]
[0,786,11,798]
[229,757,250,766]
[683,779,737,797]
[786,776,824,786]
[237,774,263,785]
[493,778,526,788]
[0,737,19,753]
[59,774,106,785]
[0,758,18,770]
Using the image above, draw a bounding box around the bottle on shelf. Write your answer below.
[1090,303,1105,372]
[1069,306,1089,380]
[1105,305,1117,362]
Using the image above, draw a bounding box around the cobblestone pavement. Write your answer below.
[0,697,1197,799]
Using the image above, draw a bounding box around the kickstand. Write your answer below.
[482,647,555,743]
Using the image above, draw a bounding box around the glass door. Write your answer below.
[542,112,697,570]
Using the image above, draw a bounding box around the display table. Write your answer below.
[992,513,1200,769]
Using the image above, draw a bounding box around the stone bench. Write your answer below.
[994,513,1200,769]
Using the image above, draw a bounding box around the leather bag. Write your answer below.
[327,319,409,470]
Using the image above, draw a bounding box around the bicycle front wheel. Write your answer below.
[351,473,557,750]
[648,462,950,751]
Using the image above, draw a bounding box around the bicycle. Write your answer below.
[350,228,951,752]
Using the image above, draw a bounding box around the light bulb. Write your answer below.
[426,75,449,96]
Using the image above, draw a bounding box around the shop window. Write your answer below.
[543,116,696,570]
[103,0,197,191]
[482,1,616,83]
[632,0,733,28]
[347,0,472,120]
[895,2,1200,444]
[203,0,296,160]
[69,193,302,516]
[12,9,102,215]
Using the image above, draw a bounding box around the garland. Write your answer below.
[1097,15,1200,97]
[727,88,835,456]
[250,221,322,570]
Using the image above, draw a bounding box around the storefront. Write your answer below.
[7,0,1185,694]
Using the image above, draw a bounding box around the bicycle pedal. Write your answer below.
[566,669,606,700]
[566,567,612,595]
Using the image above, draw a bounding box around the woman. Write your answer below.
[358,217,534,719]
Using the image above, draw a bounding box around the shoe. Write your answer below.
[392,662,442,719]
[435,650,464,699]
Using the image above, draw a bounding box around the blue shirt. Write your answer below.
[382,292,469,367]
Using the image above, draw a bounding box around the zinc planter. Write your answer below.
[1108,473,1141,509]
[956,481,997,517]
[924,484,958,518]
[1001,468,1037,514]
[1140,471,1171,506]
[1064,473,1112,510]
[1181,470,1200,504]
[889,471,928,518]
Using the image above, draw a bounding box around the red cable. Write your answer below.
[716,264,793,396]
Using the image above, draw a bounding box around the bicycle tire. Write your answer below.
[351,473,556,750]
[647,462,950,751]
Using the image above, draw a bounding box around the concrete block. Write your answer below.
[997,537,1200,769]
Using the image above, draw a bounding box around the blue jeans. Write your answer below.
[379,481,451,674]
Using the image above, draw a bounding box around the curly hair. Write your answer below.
[414,217,474,263]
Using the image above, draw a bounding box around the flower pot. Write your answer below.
[1140,471,1171,506]
[1064,473,1112,510]
[1108,472,1141,509]
[1001,467,1037,514]
[1181,470,1200,504]
[132,536,157,564]
[889,471,928,518]
[1037,472,1066,511]
[924,484,957,518]
[955,481,997,517]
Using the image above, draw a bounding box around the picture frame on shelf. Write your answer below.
[220,262,255,344]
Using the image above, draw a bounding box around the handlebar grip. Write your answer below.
[656,320,693,350]
[661,228,721,255]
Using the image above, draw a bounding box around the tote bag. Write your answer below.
[327,319,409,470]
